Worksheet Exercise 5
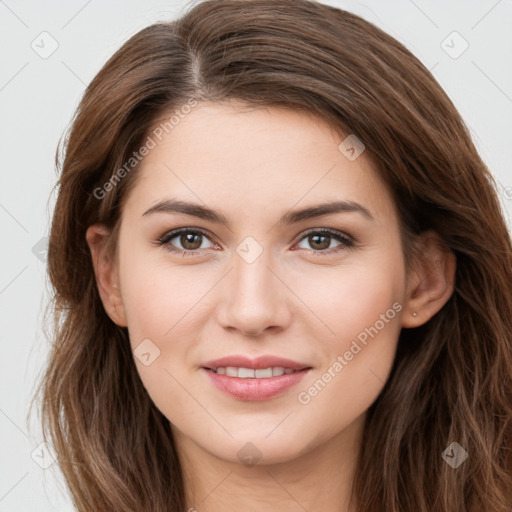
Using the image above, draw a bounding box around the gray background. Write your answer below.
[1,0,511,510]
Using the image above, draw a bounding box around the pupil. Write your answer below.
[182,233,201,250]
[310,234,329,250]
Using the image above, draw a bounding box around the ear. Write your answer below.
[401,230,456,328]
[85,224,127,327]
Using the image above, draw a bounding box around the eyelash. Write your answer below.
[157,227,355,256]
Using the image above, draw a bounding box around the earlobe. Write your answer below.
[85,224,128,327]
[402,231,456,328]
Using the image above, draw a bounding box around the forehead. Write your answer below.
[124,101,396,226]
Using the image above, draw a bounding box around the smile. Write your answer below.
[212,366,298,378]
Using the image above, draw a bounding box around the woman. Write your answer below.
[32,0,512,510]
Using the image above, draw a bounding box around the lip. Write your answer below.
[202,355,310,371]
[201,354,312,401]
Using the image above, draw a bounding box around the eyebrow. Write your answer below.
[142,199,374,225]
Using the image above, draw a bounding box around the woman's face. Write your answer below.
[107,101,410,465]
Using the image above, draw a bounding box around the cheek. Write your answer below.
[297,255,404,344]
[117,255,199,416]
[295,296,402,438]
[117,251,213,394]
[293,254,404,412]
[118,243,207,343]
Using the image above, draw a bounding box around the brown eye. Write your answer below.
[308,234,331,250]
[179,232,203,250]
[159,228,215,254]
[296,229,354,254]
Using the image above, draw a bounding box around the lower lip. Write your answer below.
[202,368,311,401]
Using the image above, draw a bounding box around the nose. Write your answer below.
[217,249,292,337]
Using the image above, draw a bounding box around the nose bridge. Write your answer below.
[219,239,290,335]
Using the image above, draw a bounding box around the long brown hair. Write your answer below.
[30,0,512,510]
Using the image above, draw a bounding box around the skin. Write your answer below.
[87,100,456,512]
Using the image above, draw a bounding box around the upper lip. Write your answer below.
[202,355,311,371]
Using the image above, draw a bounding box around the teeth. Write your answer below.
[225,366,238,377]
[214,366,298,378]
[238,367,255,378]
[255,368,272,378]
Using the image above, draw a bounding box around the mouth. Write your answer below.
[201,355,312,401]
[204,366,307,378]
